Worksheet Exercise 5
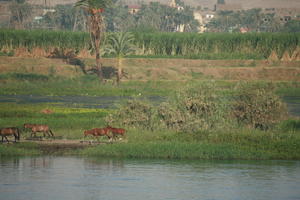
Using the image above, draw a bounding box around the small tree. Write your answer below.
[105,32,136,84]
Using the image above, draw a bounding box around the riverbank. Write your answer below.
[1,126,300,160]
[1,56,300,160]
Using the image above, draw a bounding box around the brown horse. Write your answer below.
[24,123,54,138]
[106,126,126,140]
[84,127,111,140]
[0,127,20,143]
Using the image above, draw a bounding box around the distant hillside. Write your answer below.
[26,0,300,9]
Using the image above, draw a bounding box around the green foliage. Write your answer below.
[0,142,40,157]
[104,32,136,57]
[107,81,288,133]
[0,73,49,81]
[0,29,90,50]
[283,20,300,33]
[231,82,288,129]
[0,50,14,56]
[133,32,300,59]
[80,129,300,159]
[278,119,300,132]
[0,29,299,59]
[207,8,282,32]
[158,82,226,132]
[106,99,157,130]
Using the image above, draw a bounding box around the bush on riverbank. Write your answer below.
[231,82,288,130]
[107,82,288,133]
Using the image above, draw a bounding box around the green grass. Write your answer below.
[80,129,300,160]
[0,142,40,157]
[1,73,299,98]
[0,103,110,139]
[0,74,177,97]
[124,52,264,60]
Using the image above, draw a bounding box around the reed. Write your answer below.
[1,29,299,59]
[0,29,89,50]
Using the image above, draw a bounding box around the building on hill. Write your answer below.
[168,0,184,11]
[193,10,215,33]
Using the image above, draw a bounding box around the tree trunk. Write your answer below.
[73,10,78,31]
[117,57,122,85]
[90,12,104,82]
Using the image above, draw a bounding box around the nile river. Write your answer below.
[0,157,300,200]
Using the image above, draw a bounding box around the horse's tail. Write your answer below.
[49,129,54,137]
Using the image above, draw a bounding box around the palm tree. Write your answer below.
[105,32,136,84]
[75,0,112,82]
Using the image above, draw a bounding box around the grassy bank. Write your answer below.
[1,72,299,97]
[0,103,110,139]
[1,67,300,159]
[79,128,300,160]
[0,97,300,159]
[0,142,40,157]
[1,127,300,160]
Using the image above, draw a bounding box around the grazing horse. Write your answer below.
[106,126,126,140]
[0,127,20,143]
[24,123,54,138]
[84,127,111,140]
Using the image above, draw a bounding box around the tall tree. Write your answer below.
[105,32,136,84]
[9,0,32,29]
[75,0,112,82]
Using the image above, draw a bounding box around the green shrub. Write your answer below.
[162,82,227,133]
[105,99,157,130]
[108,82,228,133]
[231,82,288,130]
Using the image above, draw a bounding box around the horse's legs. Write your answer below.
[49,129,54,137]
[31,131,36,138]
[4,136,9,143]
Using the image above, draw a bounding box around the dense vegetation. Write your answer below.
[1,29,299,59]
[1,77,299,159]
[3,0,300,33]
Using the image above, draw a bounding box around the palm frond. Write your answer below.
[104,32,137,57]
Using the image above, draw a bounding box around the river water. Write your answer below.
[0,157,300,200]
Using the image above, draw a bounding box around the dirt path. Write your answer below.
[21,138,110,154]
